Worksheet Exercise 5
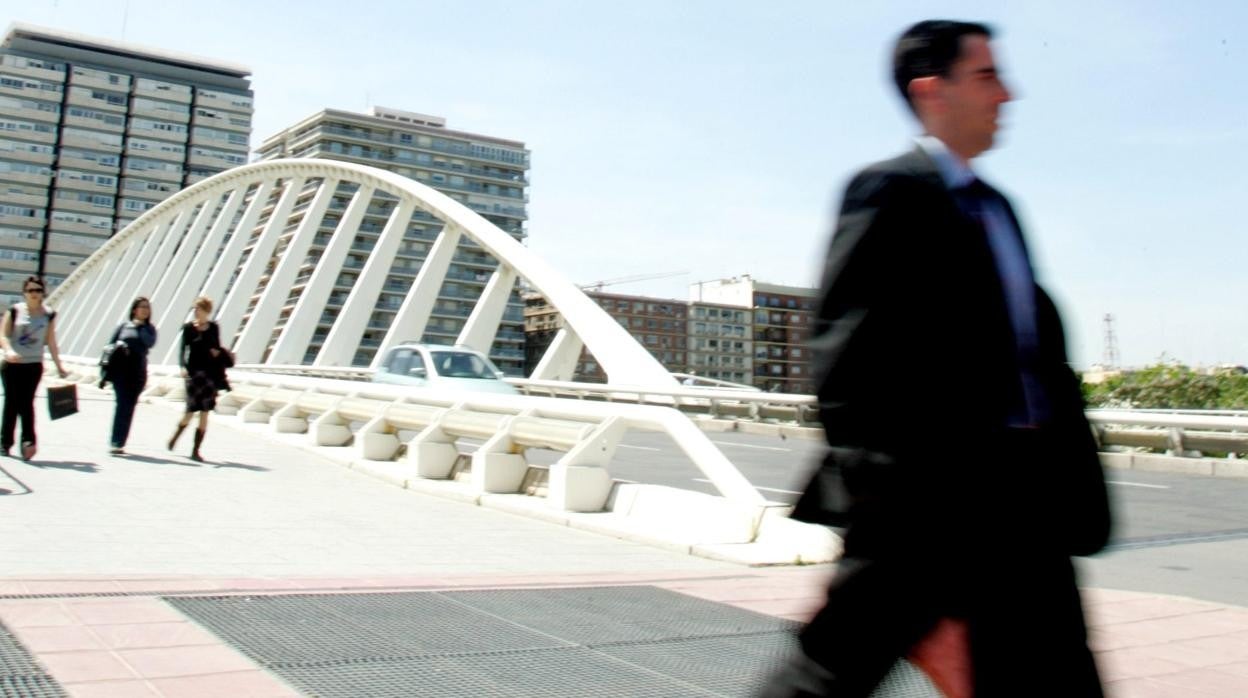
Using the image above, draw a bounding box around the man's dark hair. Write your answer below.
[893,20,993,113]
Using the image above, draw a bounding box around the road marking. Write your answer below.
[619,445,662,452]
[693,478,803,495]
[710,441,791,452]
[1107,480,1171,490]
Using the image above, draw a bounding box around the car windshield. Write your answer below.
[430,350,497,379]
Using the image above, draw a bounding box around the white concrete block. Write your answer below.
[547,464,612,512]
[1213,460,1248,478]
[1132,453,1214,476]
[408,441,459,479]
[607,484,758,544]
[359,431,400,461]
[472,451,527,493]
[1098,452,1133,471]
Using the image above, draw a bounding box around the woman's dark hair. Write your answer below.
[893,20,993,114]
[22,275,44,293]
[130,296,152,321]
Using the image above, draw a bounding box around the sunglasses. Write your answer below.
[24,288,44,294]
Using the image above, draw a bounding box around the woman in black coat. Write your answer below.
[107,297,156,454]
[167,296,226,462]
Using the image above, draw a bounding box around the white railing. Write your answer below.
[63,356,768,513]
[233,363,821,425]
[1087,409,1248,456]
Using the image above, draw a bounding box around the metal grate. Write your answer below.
[0,623,67,698]
[168,585,802,697]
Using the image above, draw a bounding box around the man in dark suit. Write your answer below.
[766,20,1112,697]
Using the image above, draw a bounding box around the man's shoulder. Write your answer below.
[843,147,938,202]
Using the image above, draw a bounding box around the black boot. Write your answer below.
[168,422,188,451]
[190,428,205,462]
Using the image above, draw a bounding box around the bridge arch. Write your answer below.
[49,159,674,386]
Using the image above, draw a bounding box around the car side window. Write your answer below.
[386,348,413,374]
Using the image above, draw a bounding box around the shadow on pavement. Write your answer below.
[116,453,196,467]
[24,460,97,473]
[212,461,270,472]
[0,463,31,495]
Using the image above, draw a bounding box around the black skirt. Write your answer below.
[184,369,218,412]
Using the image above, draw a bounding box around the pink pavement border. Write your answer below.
[3,570,1247,697]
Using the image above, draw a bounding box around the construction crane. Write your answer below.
[579,271,688,293]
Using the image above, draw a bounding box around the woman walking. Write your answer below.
[107,297,156,455]
[168,296,224,462]
[0,276,68,460]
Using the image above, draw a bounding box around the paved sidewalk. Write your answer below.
[0,386,1245,696]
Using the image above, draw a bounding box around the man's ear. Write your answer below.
[907,76,940,111]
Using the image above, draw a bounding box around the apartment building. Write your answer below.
[256,107,529,372]
[0,22,252,307]
[693,276,816,394]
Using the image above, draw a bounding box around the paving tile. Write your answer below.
[148,670,302,697]
[90,622,220,650]
[1095,647,1192,682]
[16,624,104,652]
[1090,596,1224,626]
[1091,611,1248,650]
[23,580,123,596]
[63,680,161,697]
[38,650,137,683]
[68,600,187,626]
[117,645,258,679]
[1148,667,1248,697]
[1106,677,1213,697]
[0,601,77,627]
[1215,661,1248,678]
[1134,633,1248,667]
[0,580,28,594]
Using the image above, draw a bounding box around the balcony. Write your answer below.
[0,104,57,123]
[191,112,248,133]
[63,114,124,133]
[70,72,130,93]
[133,83,191,104]
[193,91,252,113]
[66,91,126,114]
[0,170,51,187]
[58,155,120,173]
[6,61,66,84]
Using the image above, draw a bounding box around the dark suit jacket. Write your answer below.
[781,147,1112,696]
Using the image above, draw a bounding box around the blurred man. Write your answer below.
[768,20,1112,697]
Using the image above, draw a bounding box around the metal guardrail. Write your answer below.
[1087,409,1248,457]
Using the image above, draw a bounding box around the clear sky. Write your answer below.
[6,0,1245,369]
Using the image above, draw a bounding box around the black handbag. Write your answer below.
[47,383,78,420]
[98,340,129,388]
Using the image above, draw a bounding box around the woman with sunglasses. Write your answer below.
[106,297,157,455]
[0,276,68,460]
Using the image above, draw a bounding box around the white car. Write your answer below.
[372,343,518,394]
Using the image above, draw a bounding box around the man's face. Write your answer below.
[934,34,1011,158]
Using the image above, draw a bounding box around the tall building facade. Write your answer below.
[0,23,253,307]
[256,107,529,372]
[694,276,816,394]
[523,291,689,383]
[524,278,812,393]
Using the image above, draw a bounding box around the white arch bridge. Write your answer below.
[48,159,835,563]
